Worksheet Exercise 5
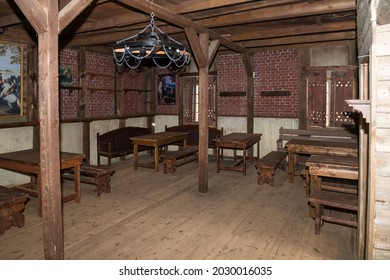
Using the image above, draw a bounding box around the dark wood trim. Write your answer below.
[260,91,291,96]
[220,91,246,96]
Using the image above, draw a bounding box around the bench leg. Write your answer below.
[257,167,275,186]
[314,202,322,235]
[0,202,26,235]
[164,159,176,175]
[95,175,112,196]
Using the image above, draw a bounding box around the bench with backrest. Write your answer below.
[164,124,223,154]
[97,126,152,166]
[276,127,358,152]
[276,127,358,179]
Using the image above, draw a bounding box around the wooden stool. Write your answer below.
[308,190,358,234]
[0,185,29,235]
[255,151,287,186]
[62,164,114,196]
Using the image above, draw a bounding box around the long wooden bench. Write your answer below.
[62,164,115,196]
[161,146,199,175]
[308,190,358,234]
[97,126,152,166]
[255,151,288,186]
[0,185,29,235]
[277,127,358,151]
[165,124,223,159]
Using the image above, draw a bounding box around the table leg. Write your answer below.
[133,144,138,170]
[243,148,247,176]
[288,150,294,183]
[38,174,42,217]
[74,165,81,203]
[154,145,159,173]
[217,147,220,173]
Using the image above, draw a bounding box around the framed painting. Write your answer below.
[59,65,73,86]
[158,74,176,105]
[0,42,23,117]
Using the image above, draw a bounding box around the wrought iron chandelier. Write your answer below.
[113,13,191,70]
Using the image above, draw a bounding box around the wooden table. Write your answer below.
[305,154,359,195]
[285,139,358,183]
[214,132,262,176]
[131,131,189,172]
[0,149,84,216]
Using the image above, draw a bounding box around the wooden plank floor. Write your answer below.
[0,156,357,260]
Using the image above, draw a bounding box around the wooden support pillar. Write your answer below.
[14,0,94,260]
[37,1,64,260]
[198,33,210,193]
[242,53,254,157]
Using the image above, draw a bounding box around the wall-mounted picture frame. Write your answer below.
[59,65,73,87]
[158,74,176,105]
[0,42,23,117]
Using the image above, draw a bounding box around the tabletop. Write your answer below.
[214,133,262,149]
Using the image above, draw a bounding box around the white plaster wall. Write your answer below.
[60,122,83,154]
[154,115,178,132]
[0,126,33,185]
[218,116,298,158]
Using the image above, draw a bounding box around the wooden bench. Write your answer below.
[165,124,223,159]
[0,185,29,235]
[277,127,358,151]
[308,190,358,234]
[255,151,287,186]
[62,164,115,196]
[161,146,199,175]
[97,126,152,166]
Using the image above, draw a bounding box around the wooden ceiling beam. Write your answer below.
[236,31,356,48]
[66,18,355,49]
[68,0,273,34]
[13,0,48,33]
[58,0,94,32]
[196,0,356,28]
[120,0,248,54]
[185,27,207,67]
[231,20,356,41]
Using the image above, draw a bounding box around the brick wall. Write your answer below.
[59,48,300,120]
[59,48,79,119]
[254,49,299,118]
[217,54,247,116]
[59,49,149,119]
[120,71,146,116]
[217,49,300,118]
[85,51,116,118]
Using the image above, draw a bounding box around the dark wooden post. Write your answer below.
[198,33,210,193]
[14,0,94,260]
[242,53,254,157]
